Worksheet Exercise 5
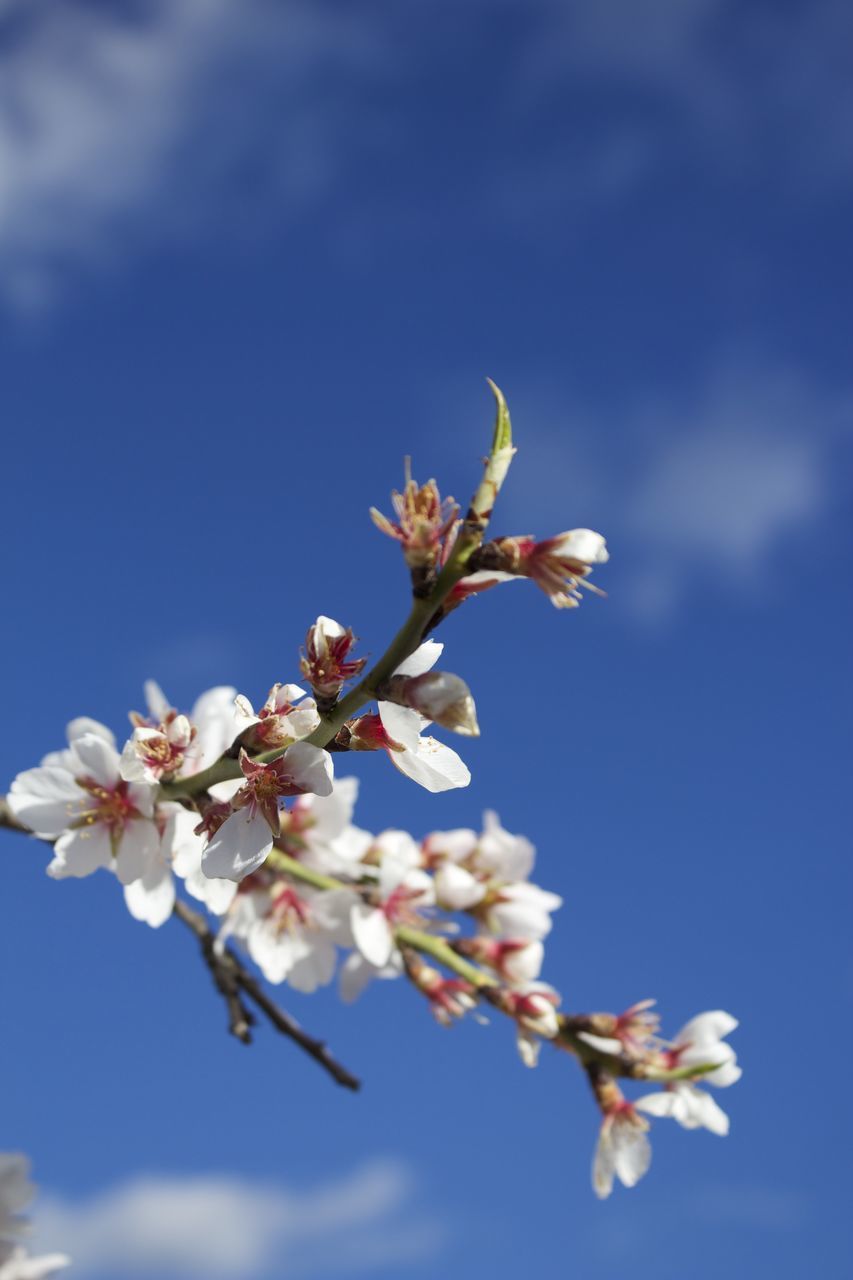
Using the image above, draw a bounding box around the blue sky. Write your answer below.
[1,1,851,1277]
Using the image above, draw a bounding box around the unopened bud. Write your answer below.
[381,671,479,737]
[300,615,367,701]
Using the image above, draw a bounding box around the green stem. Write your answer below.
[159,383,514,803]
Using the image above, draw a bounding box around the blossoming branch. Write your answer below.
[1,384,740,1201]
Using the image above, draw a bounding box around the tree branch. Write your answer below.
[172,899,361,1090]
[1,802,360,1091]
[158,383,515,802]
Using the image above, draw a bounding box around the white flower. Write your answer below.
[201,744,334,882]
[592,1106,652,1199]
[485,881,563,940]
[474,810,536,882]
[633,1009,741,1135]
[344,837,434,969]
[281,778,372,876]
[8,730,159,885]
[367,642,471,793]
[0,1154,69,1279]
[668,1010,741,1087]
[505,983,561,1067]
[433,861,485,910]
[246,885,340,993]
[166,807,237,916]
[119,713,194,784]
[635,1084,731,1136]
[234,683,321,749]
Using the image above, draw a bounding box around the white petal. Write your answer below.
[577,1032,625,1056]
[516,1029,542,1068]
[350,903,394,967]
[390,736,471,793]
[310,888,360,946]
[114,819,160,885]
[307,777,359,843]
[281,742,334,797]
[202,808,273,882]
[47,826,112,879]
[288,936,337,993]
[434,863,485,910]
[477,811,536,881]
[378,701,425,751]
[612,1121,651,1188]
[394,640,443,677]
[248,921,300,984]
[676,1010,738,1048]
[69,733,120,787]
[592,1125,616,1200]
[189,685,240,771]
[7,766,81,837]
[338,952,377,1003]
[66,717,116,748]
[552,528,609,564]
[634,1091,682,1119]
[144,679,172,720]
[123,860,175,927]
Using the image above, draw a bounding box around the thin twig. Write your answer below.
[172,899,360,1090]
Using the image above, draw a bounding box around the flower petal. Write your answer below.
[202,808,273,882]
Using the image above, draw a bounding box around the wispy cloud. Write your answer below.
[0,0,384,306]
[521,0,853,175]
[472,362,851,621]
[32,1159,445,1279]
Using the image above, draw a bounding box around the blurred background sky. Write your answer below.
[1,1,851,1277]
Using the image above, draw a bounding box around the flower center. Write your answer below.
[75,777,140,834]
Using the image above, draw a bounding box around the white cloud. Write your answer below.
[469,363,851,621]
[0,0,384,306]
[31,1159,445,1279]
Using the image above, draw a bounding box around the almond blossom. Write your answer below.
[369,466,459,569]
[633,1009,741,1136]
[8,726,159,885]
[300,616,366,702]
[0,1153,69,1279]
[592,1101,653,1199]
[349,642,471,793]
[335,831,435,969]
[201,744,334,882]
[234,683,321,750]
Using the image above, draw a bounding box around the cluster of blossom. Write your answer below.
[3,405,742,1199]
[6,667,740,1197]
[0,1154,68,1280]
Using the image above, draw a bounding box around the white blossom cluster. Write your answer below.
[6,654,741,1199]
[0,1154,68,1280]
[1,394,747,1213]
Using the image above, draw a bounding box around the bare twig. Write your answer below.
[165,900,361,1089]
[1,800,360,1090]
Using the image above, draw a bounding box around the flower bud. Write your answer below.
[300,615,366,701]
[380,671,479,737]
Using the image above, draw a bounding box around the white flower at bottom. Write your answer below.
[0,1245,70,1279]
[592,1106,652,1200]
[0,1153,69,1279]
